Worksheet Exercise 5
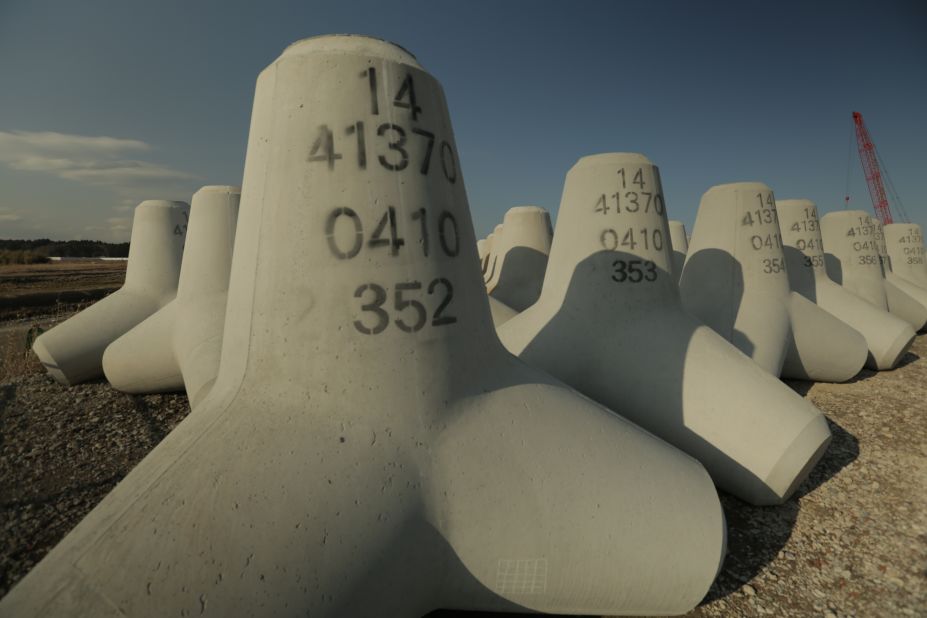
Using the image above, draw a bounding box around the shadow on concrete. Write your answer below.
[824,253,843,285]
[680,247,746,349]
[488,246,549,312]
[783,246,818,302]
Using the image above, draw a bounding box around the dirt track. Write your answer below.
[0,261,125,321]
[0,269,924,616]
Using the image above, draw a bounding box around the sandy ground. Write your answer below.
[0,264,924,616]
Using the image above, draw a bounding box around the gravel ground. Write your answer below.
[688,336,927,618]
[0,323,925,616]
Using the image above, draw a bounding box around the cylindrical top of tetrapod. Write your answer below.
[488,206,553,282]
[668,220,688,253]
[820,210,887,309]
[540,153,674,309]
[884,223,927,286]
[177,186,241,298]
[776,199,825,296]
[683,182,790,296]
[484,205,553,309]
[124,200,190,294]
[218,34,488,386]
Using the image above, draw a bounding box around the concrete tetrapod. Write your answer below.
[777,200,914,371]
[821,211,927,332]
[668,219,688,283]
[102,186,240,406]
[0,37,726,618]
[884,223,927,287]
[877,222,927,331]
[679,183,867,381]
[484,206,553,311]
[497,153,831,505]
[31,200,189,385]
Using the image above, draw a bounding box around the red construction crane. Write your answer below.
[851,111,893,224]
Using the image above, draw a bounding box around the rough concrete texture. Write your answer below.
[822,211,926,332]
[668,219,688,284]
[498,154,830,505]
[680,185,866,382]
[103,186,240,406]
[485,206,553,311]
[30,201,189,385]
[0,36,726,617]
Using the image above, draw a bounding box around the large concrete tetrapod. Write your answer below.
[497,153,831,505]
[484,206,553,311]
[668,219,688,283]
[778,200,914,370]
[878,222,927,330]
[102,186,240,406]
[679,183,866,381]
[884,223,927,287]
[0,37,726,618]
[821,210,927,331]
[31,200,189,385]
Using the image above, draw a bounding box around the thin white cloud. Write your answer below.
[81,217,132,242]
[0,129,198,193]
[0,130,202,241]
[0,208,23,222]
[0,131,149,154]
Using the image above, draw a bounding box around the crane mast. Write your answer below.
[852,111,893,224]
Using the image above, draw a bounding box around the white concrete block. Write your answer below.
[31,200,189,385]
[103,186,240,406]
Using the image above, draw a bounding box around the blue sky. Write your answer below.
[0,0,924,241]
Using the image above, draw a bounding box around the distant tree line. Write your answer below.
[0,238,130,258]
[0,239,130,264]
